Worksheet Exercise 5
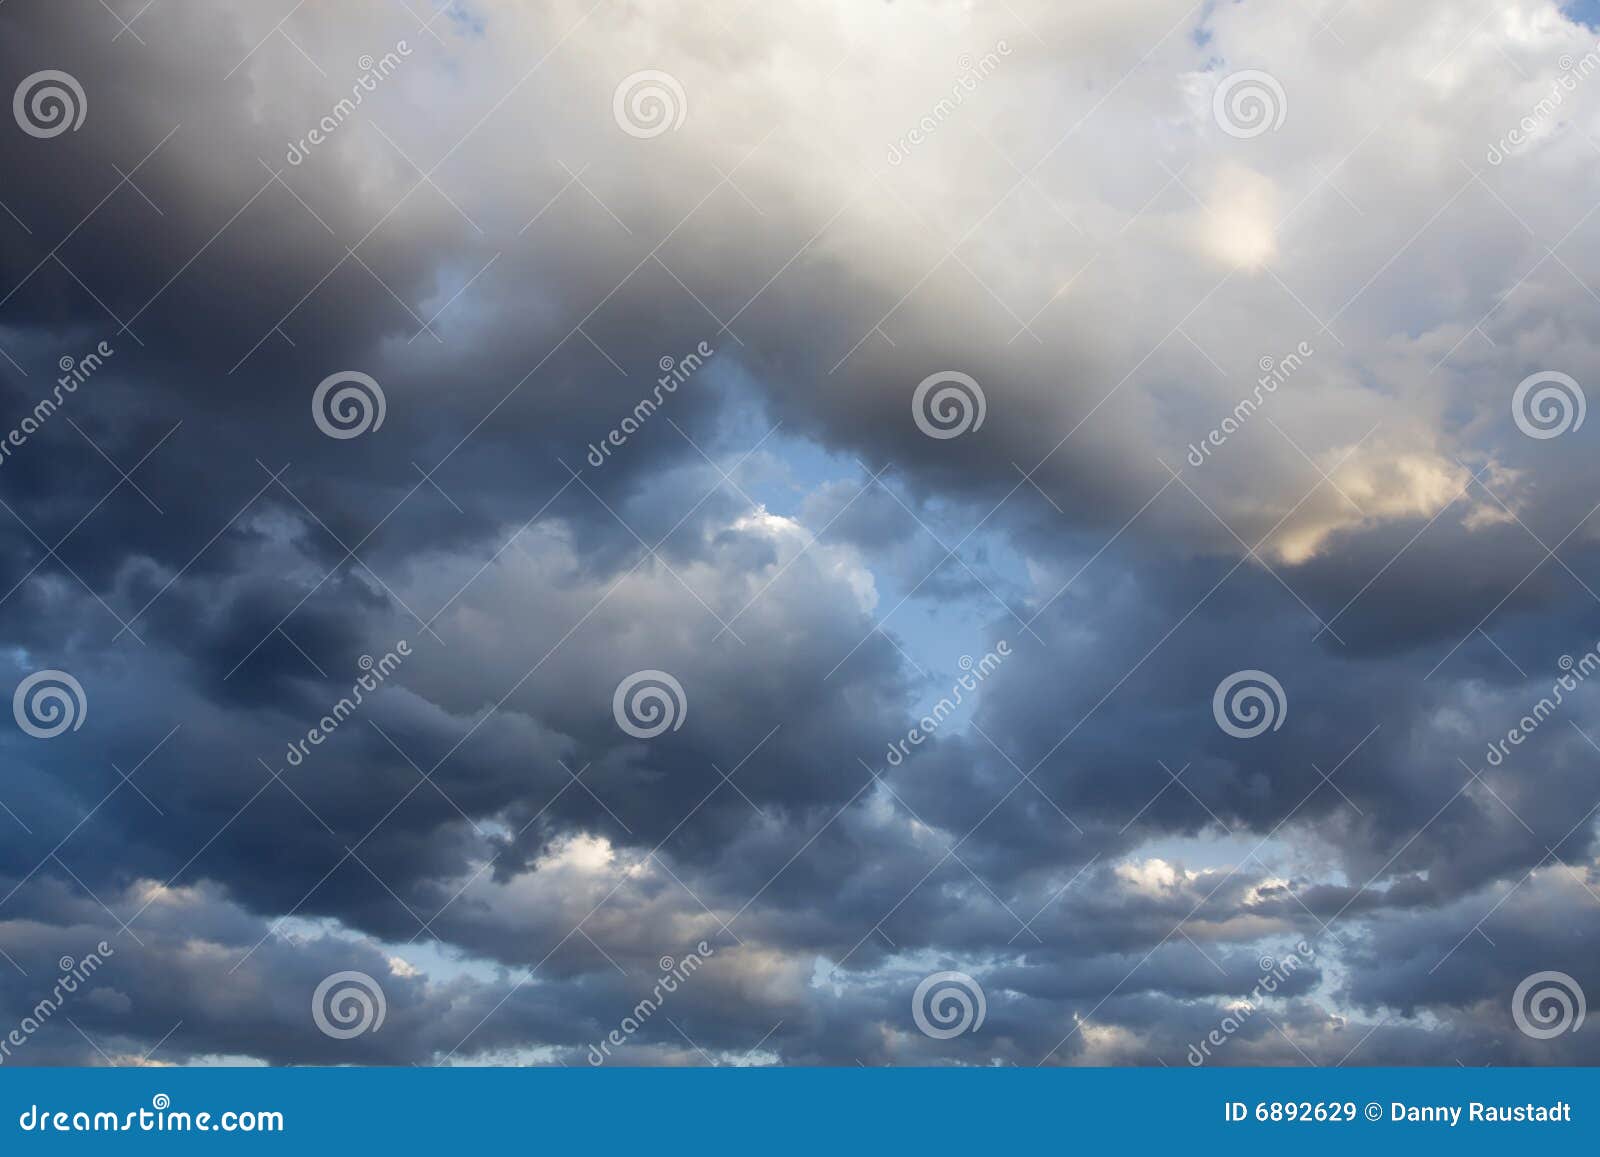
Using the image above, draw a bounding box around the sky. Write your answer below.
[0,0,1598,1067]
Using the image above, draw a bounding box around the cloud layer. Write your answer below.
[1,0,1599,1066]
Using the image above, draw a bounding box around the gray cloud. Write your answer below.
[0,0,1598,1068]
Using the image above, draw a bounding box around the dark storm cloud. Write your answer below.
[1,0,1599,1069]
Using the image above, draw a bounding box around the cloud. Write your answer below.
[0,0,1598,1067]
